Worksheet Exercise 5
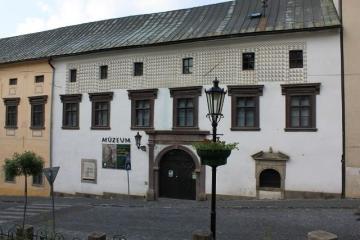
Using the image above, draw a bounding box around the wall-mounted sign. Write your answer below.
[102,137,131,144]
[102,144,131,170]
[81,159,97,183]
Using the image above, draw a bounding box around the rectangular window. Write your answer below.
[9,78,17,85]
[29,96,47,129]
[170,87,201,129]
[60,94,82,129]
[135,100,150,127]
[32,104,44,128]
[89,92,113,130]
[94,102,109,127]
[289,50,303,68]
[35,75,44,83]
[3,98,20,129]
[236,97,256,127]
[177,98,194,127]
[128,89,157,130]
[242,52,255,70]
[289,96,311,128]
[32,174,43,186]
[282,83,320,131]
[70,69,77,82]
[228,85,263,131]
[134,62,143,76]
[100,65,108,79]
[182,58,193,74]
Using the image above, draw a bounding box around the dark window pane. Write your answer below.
[6,105,17,127]
[236,97,256,128]
[35,75,44,83]
[100,65,108,79]
[243,52,255,70]
[289,95,312,128]
[135,100,150,127]
[177,98,194,127]
[33,174,43,185]
[64,102,79,127]
[9,78,17,85]
[289,50,303,68]
[70,69,77,82]
[134,62,143,76]
[32,104,44,127]
[94,102,109,127]
[183,58,193,74]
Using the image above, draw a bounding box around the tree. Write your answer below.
[4,151,44,229]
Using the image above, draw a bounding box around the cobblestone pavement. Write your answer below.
[0,196,359,240]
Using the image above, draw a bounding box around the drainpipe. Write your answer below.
[48,58,55,168]
[339,0,346,198]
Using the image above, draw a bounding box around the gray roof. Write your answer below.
[0,0,340,64]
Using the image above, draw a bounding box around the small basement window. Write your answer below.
[9,78,17,85]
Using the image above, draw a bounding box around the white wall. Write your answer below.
[52,30,342,197]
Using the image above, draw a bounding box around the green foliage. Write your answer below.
[4,151,44,178]
[193,139,239,151]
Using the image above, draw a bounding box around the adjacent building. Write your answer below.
[343,0,360,198]
[0,61,52,196]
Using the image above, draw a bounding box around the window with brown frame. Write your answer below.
[100,65,108,79]
[128,89,158,130]
[170,86,202,129]
[89,92,113,130]
[32,174,43,186]
[182,58,193,74]
[9,78,17,85]
[29,95,47,129]
[134,62,143,76]
[242,52,255,70]
[3,98,20,129]
[70,69,77,82]
[289,50,303,68]
[281,83,320,132]
[35,75,44,83]
[228,85,263,131]
[60,94,82,129]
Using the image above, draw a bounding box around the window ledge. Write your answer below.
[284,128,317,132]
[91,126,111,130]
[172,127,199,131]
[131,126,154,131]
[4,126,18,129]
[259,187,282,191]
[231,127,260,131]
[62,126,80,130]
[30,126,45,130]
[32,184,44,188]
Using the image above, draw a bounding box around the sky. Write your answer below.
[0,0,228,38]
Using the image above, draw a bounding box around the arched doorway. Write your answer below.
[259,169,281,188]
[159,149,196,200]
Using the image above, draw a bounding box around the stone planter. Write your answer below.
[196,149,232,167]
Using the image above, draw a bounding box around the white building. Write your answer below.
[46,0,342,200]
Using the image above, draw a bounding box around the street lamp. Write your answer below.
[205,78,227,240]
[134,132,146,151]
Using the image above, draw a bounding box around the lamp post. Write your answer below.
[205,78,227,240]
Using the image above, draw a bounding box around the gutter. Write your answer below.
[339,0,346,198]
[48,58,55,168]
